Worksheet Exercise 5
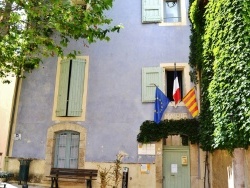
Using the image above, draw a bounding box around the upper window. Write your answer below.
[166,70,183,100]
[164,0,181,23]
[141,63,190,104]
[53,56,89,121]
[142,0,187,26]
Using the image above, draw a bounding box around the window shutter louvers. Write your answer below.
[142,67,165,102]
[68,58,86,116]
[56,59,70,116]
[69,133,80,168]
[54,133,67,168]
[142,0,162,23]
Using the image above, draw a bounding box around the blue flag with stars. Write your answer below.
[154,87,170,124]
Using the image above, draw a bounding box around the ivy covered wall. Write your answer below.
[189,0,250,151]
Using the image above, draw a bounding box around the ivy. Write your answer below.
[0,0,122,82]
[205,0,250,150]
[137,119,200,144]
[189,0,214,151]
[188,0,250,151]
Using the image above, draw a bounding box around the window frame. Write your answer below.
[52,56,89,121]
[54,131,80,168]
[160,63,191,106]
[142,0,187,26]
[141,63,191,106]
[160,0,187,26]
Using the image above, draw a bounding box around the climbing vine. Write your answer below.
[137,119,200,144]
[205,0,250,151]
[188,0,250,151]
[189,0,214,151]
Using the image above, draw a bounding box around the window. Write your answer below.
[141,63,191,104]
[44,123,86,175]
[164,0,181,23]
[166,70,183,100]
[53,56,89,121]
[54,131,80,168]
[142,0,187,25]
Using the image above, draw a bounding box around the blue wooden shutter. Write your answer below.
[54,132,67,168]
[142,0,162,23]
[68,58,86,116]
[56,59,70,116]
[69,133,79,168]
[54,131,79,168]
[142,67,165,102]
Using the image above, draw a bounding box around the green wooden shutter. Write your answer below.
[142,67,165,102]
[67,58,86,116]
[142,0,162,23]
[56,59,70,116]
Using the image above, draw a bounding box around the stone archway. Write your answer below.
[44,123,86,176]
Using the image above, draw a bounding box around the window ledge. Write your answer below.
[168,101,185,107]
[159,21,186,26]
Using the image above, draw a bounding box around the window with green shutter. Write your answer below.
[142,66,183,102]
[142,0,186,25]
[56,58,86,117]
[142,0,162,23]
[142,67,165,102]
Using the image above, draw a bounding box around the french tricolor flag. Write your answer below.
[173,66,181,105]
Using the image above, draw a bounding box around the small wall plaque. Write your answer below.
[182,156,188,165]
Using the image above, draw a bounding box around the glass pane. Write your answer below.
[164,1,181,22]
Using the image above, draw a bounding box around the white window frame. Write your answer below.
[52,56,89,121]
[160,63,191,106]
[141,63,192,105]
[159,0,187,26]
[141,0,187,26]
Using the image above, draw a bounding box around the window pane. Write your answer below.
[166,71,183,100]
[164,1,181,22]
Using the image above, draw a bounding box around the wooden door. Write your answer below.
[163,146,190,188]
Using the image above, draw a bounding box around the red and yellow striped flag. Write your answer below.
[182,88,199,117]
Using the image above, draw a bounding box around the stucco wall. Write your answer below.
[0,76,16,170]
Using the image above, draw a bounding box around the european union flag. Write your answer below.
[154,87,170,124]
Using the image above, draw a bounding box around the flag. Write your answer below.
[173,67,181,105]
[154,87,170,124]
[183,88,199,117]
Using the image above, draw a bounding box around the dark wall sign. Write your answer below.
[122,167,129,188]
